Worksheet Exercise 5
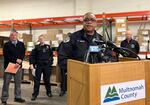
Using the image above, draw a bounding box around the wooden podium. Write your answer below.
[67,60,150,105]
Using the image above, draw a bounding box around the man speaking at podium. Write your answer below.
[58,12,104,64]
[58,12,107,96]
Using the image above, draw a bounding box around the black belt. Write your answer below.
[37,60,49,63]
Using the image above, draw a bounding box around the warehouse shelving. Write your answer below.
[0,10,150,84]
[0,10,150,29]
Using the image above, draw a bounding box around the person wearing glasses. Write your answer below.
[58,12,105,96]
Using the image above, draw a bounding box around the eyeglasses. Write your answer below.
[83,18,96,22]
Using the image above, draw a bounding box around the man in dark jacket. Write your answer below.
[121,30,140,58]
[1,29,26,104]
[29,35,53,101]
[58,12,105,96]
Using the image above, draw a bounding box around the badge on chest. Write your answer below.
[42,45,49,53]
[77,40,85,43]
[131,44,135,48]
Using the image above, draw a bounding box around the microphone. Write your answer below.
[106,41,118,48]
[106,41,129,56]
[106,41,140,59]
[92,38,106,45]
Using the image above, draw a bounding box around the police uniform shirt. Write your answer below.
[121,39,140,58]
[86,34,94,43]
[36,44,51,60]
[58,29,105,69]
[29,44,53,65]
[70,29,104,61]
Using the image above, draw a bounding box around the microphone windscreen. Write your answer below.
[107,41,117,48]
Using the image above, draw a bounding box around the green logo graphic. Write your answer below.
[103,86,120,103]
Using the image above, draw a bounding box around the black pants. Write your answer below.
[60,68,67,92]
[32,64,51,97]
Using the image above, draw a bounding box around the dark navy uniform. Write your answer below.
[121,39,140,58]
[58,29,104,70]
[58,29,105,96]
[57,42,68,96]
[29,44,53,98]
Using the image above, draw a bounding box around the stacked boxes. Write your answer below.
[138,29,150,52]
[22,61,30,81]
[18,33,32,45]
[43,29,67,47]
[115,18,128,46]
[27,42,34,51]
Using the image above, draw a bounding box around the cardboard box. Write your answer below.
[140,45,147,52]
[18,33,32,45]
[22,61,30,70]
[115,18,128,36]
[138,29,150,45]
[46,29,63,41]
[138,54,146,59]
[52,57,57,66]
[23,74,29,80]
[51,40,59,47]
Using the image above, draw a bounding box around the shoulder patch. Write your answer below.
[63,36,70,43]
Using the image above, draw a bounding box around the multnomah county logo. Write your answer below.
[103,86,120,103]
[101,80,145,105]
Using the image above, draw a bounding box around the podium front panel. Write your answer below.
[68,60,150,105]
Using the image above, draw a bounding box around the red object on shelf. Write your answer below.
[53,51,58,57]
[0,10,150,29]
[25,51,31,56]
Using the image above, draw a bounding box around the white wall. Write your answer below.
[1,0,150,20]
[0,0,75,20]
[0,0,76,40]
[92,0,150,14]
[0,0,150,41]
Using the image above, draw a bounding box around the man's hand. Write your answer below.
[16,59,22,64]
[14,63,20,68]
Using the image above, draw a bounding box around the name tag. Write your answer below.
[77,40,85,43]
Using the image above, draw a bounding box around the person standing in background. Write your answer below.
[57,33,71,97]
[120,30,140,58]
[29,35,53,101]
[1,29,26,104]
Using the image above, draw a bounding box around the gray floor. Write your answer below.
[0,80,67,105]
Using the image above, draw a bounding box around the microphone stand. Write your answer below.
[84,49,90,63]
[84,45,105,63]
[119,47,141,60]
